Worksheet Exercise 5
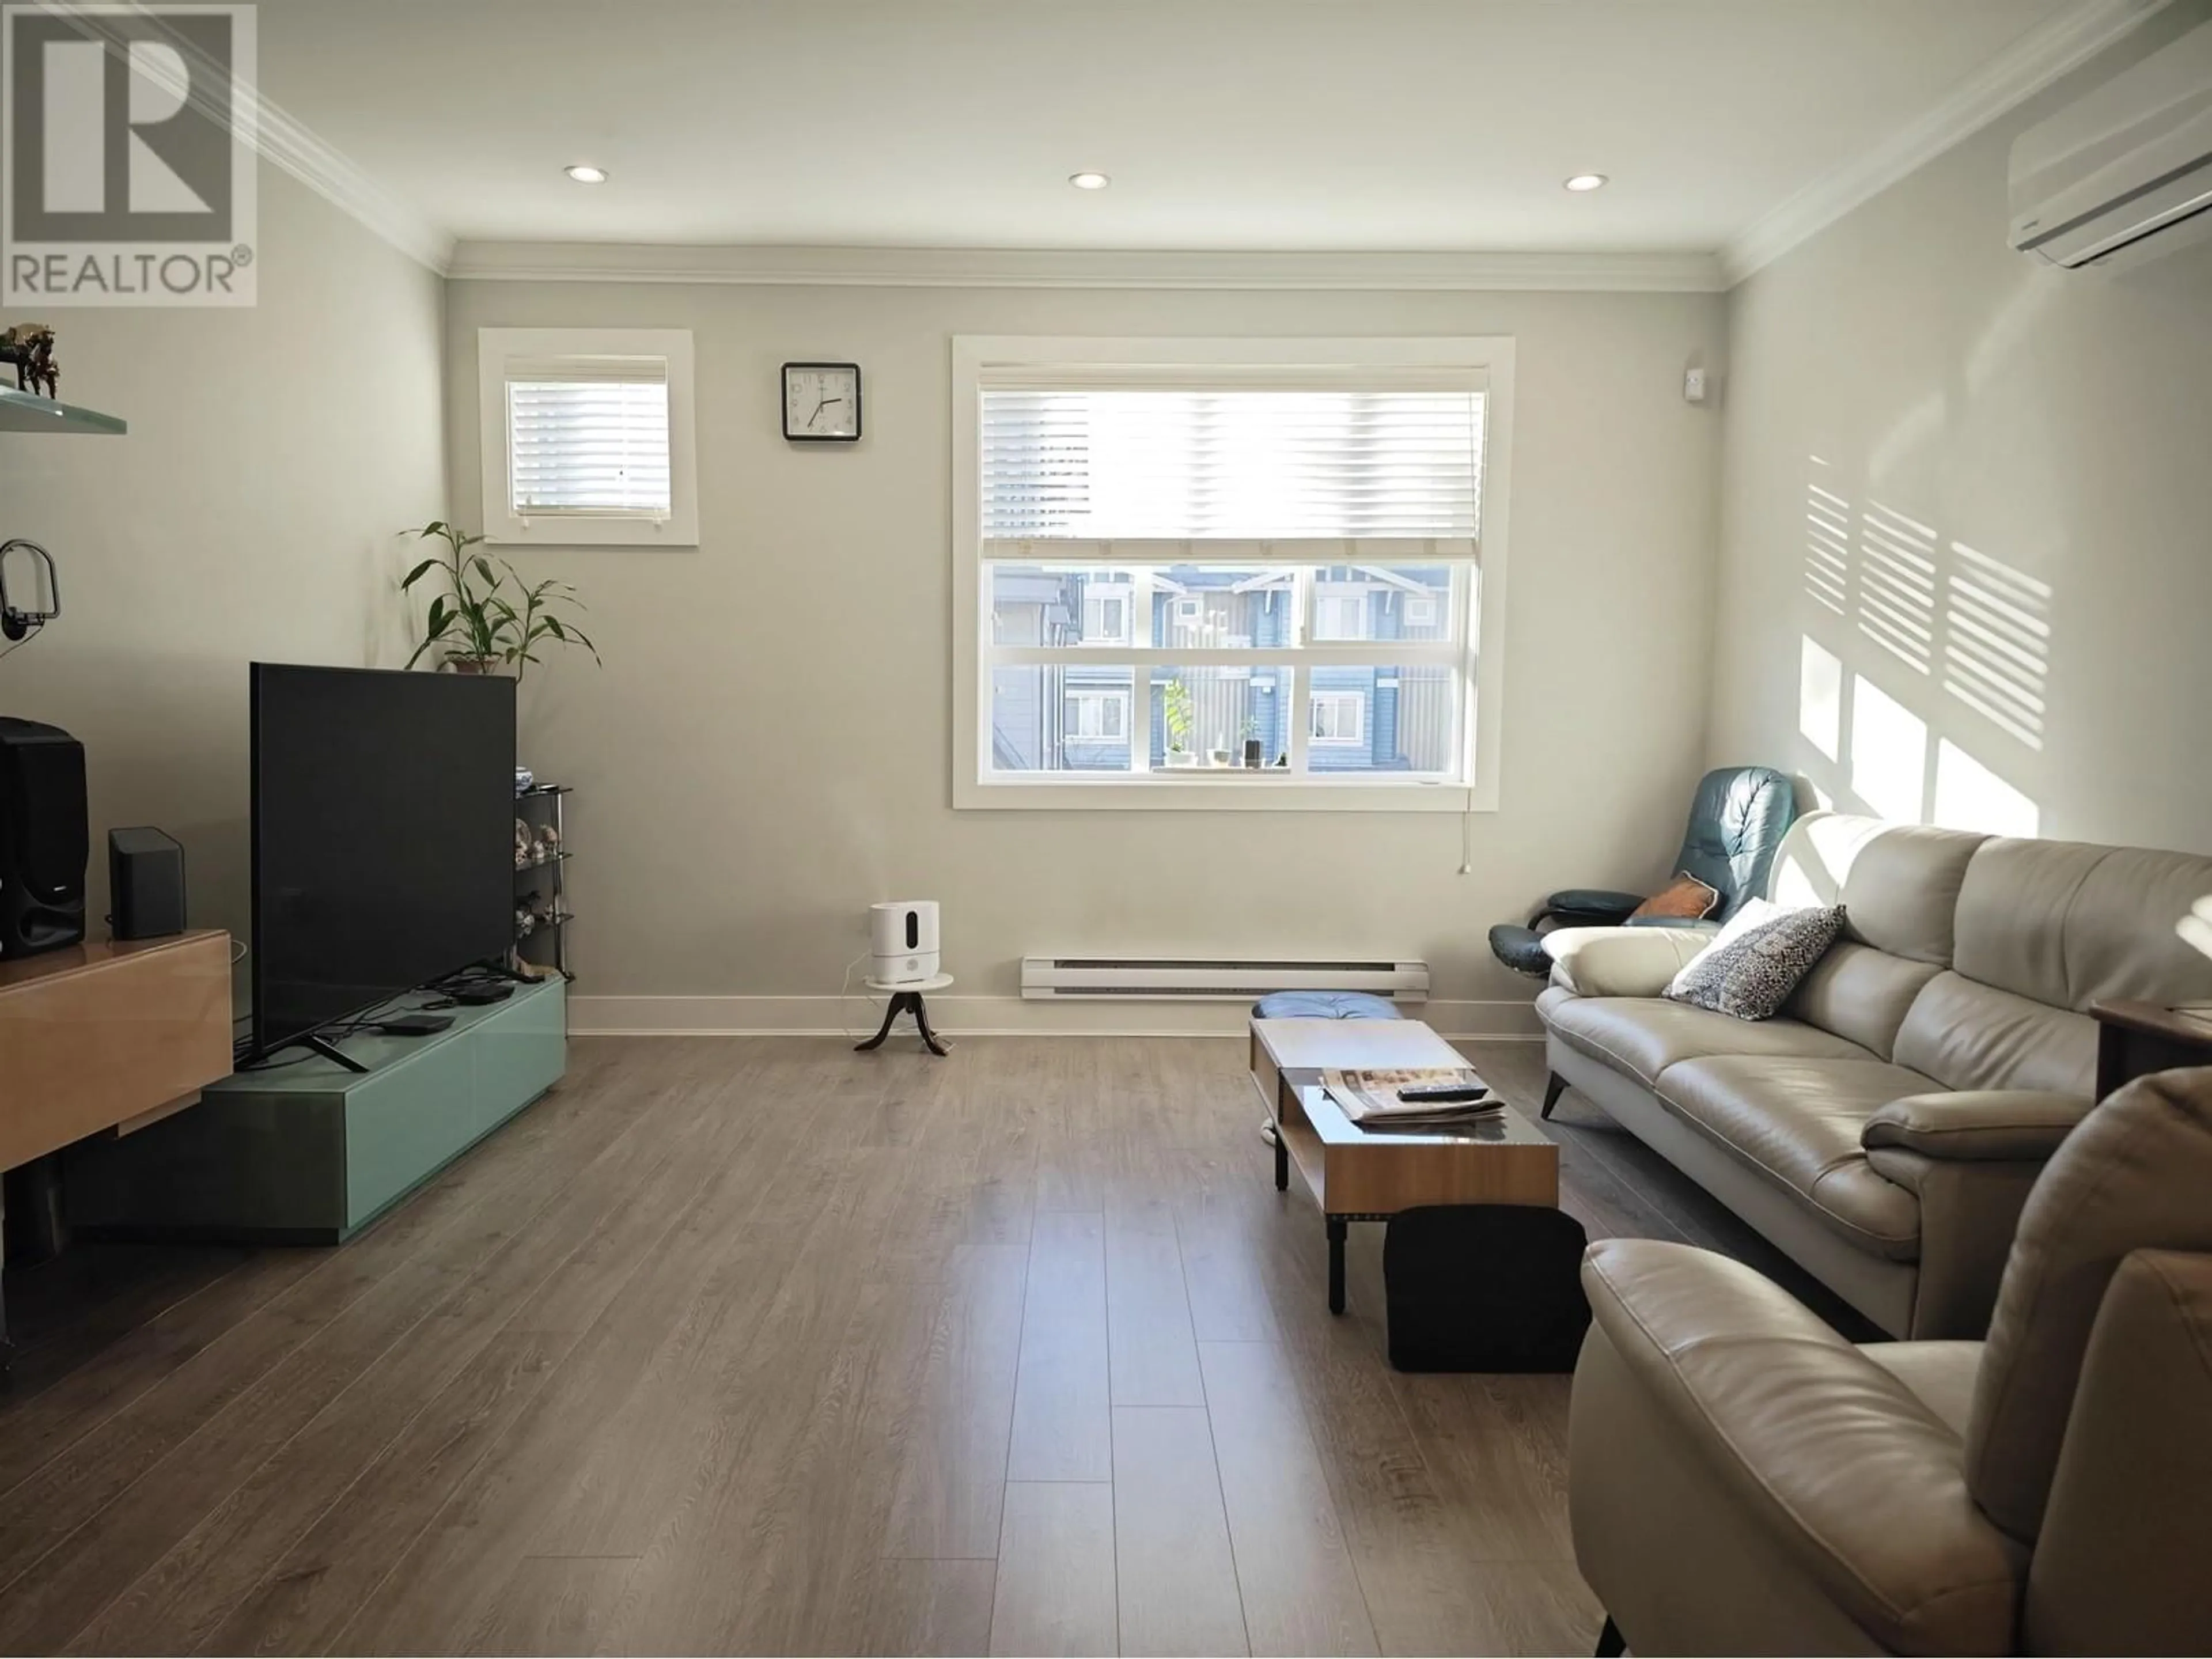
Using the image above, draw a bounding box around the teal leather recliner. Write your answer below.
[1488,766,1799,977]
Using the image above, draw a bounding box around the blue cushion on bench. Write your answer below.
[1252,991,1405,1020]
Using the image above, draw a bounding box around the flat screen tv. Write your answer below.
[250,662,516,1055]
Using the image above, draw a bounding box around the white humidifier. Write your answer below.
[870,900,941,985]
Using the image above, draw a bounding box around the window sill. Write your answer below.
[955,774,1485,812]
[485,513,699,549]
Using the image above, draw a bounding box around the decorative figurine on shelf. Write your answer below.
[514,899,537,938]
[0,325,59,397]
[534,823,560,862]
[514,819,535,869]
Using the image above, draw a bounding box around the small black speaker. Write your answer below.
[108,825,187,941]
[0,715,88,959]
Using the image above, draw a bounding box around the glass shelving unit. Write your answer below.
[514,784,572,979]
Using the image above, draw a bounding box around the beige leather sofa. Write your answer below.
[1537,812,2212,1338]
[1568,1067,2212,1656]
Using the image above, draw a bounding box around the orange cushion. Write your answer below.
[1630,872,1721,922]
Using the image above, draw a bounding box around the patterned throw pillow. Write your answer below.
[1665,900,1846,1021]
[1630,872,1722,922]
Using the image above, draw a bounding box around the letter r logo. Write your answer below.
[7,7,241,240]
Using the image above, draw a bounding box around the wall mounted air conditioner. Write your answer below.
[2009,17,2212,271]
[1021,956,1429,1002]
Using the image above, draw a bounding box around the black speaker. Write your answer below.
[0,716,87,959]
[108,825,186,940]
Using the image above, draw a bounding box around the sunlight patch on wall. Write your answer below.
[1805,470,1850,615]
[1849,675,1928,823]
[1799,636,1843,762]
[1858,502,1938,675]
[1943,541,2050,751]
[1933,738,2040,838]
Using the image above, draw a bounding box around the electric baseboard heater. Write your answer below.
[1021,956,1429,1001]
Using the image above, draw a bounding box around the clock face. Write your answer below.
[783,363,861,441]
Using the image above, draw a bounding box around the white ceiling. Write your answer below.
[256,0,2081,256]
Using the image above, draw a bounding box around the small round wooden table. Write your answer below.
[857,972,953,1057]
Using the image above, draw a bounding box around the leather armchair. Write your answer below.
[1490,765,1798,976]
[1568,1066,2212,1656]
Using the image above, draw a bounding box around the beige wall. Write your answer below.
[445,281,1727,1031]
[0,169,448,973]
[1709,5,2212,858]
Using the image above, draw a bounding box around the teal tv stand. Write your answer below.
[69,977,567,1243]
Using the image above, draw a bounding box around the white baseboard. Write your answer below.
[567,994,1543,1041]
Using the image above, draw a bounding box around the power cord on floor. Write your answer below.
[838,950,882,1043]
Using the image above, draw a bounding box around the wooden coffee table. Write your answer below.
[1249,1017,1560,1312]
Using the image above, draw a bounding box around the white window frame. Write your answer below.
[1310,690,1366,745]
[952,335,1514,813]
[1066,688,1132,741]
[477,327,700,547]
[1404,595,1439,628]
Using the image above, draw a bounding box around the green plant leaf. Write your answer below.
[473,556,500,590]
[400,556,440,590]
[425,596,449,637]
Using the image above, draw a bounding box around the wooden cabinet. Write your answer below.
[0,930,233,1172]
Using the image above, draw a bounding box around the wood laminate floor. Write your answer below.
[0,1035,1857,1656]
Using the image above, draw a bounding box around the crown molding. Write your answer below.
[445,241,1726,293]
[1719,0,2175,285]
[248,95,458,275]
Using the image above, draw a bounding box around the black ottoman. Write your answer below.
[1384,1205,1592,1372]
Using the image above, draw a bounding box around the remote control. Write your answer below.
[1396,1082,1490,1103]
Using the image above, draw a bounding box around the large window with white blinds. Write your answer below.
[953,336,1513,812]
[477,328,699,547]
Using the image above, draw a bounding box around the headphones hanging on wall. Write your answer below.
[0,538,60,642]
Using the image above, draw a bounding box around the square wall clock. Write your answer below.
[782,361,861,441]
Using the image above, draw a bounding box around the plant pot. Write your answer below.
[1208,748,1233,767]
[444,653,503,675]
[1165,750,1196,770]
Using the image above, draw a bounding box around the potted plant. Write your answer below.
[400,521,600,681]
[1163,677,1196,767]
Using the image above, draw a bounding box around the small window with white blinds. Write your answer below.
[507,358,672,518]
[477,328,699,548]
[954,337,1513,811]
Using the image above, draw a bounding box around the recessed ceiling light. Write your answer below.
[1563,173,1609,192]
[565,164,608,184]
[1069,171,1111,191]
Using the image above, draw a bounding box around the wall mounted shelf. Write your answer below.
[0,386,126,435]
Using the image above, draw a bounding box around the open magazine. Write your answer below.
[1321,1066,1503,1132]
